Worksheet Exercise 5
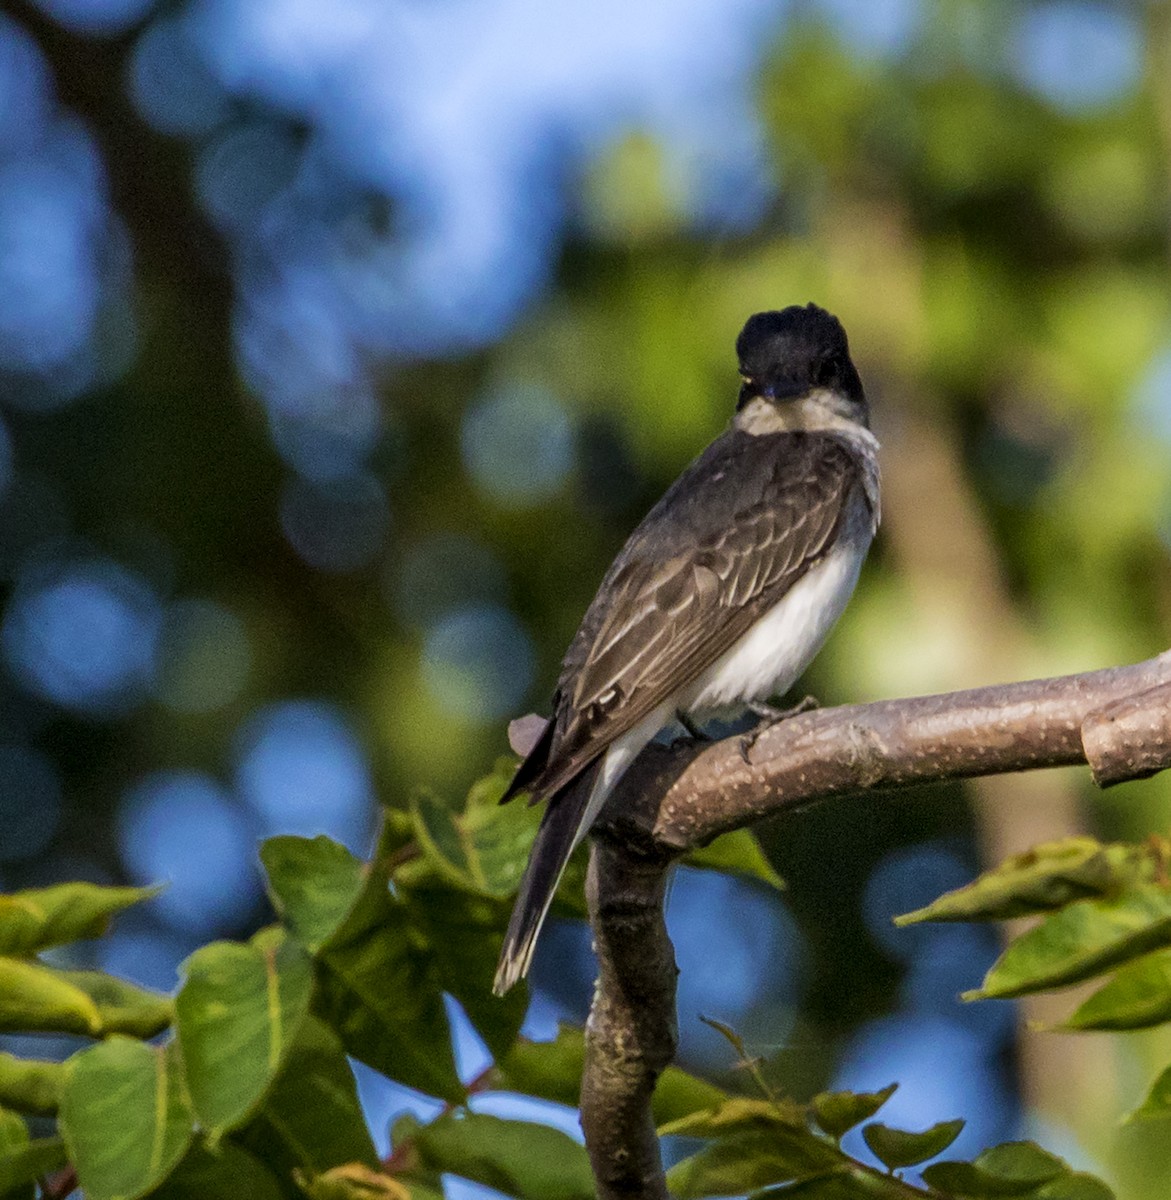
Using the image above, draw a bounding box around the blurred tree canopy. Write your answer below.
[1,0,1171,1196]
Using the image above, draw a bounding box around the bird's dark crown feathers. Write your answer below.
[735,304,863,408]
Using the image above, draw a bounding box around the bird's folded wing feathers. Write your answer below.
[527,431,867,798]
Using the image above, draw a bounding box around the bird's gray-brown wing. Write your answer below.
[510,429,871,801]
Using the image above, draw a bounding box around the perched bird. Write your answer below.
[493,303,880,995]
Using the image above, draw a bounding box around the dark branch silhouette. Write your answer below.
[553,650,1171,1200]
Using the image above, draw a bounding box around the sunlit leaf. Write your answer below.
[967,886,1171,999]
[0,958,101,1037]
[1060,949,1171,1030]
[895,838,1143,926]
[861,1119,963,1170]
[294,1162,412,1200]
[0,1052,65,1115]
[684,829,784,891]
[0,1107,65,1200]
[60,1036,194,1200]
[261,835,366,953]
[175,926,314,1137]
[0,883,161,958]
[410,1113,594,1200]
[811,1084,897,1140]
[313,822,462,1102]
[922,1140,1066,1196]
[237,1016,377,1178]
[56,970,172,1039]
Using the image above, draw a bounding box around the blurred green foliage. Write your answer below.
[5,1,1171,1197]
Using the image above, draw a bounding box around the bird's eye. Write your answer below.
[814,357,837,387]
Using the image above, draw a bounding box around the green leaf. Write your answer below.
[60,1036,194,1200]
[0,961,171,1040]
[659,1097,807,1138]
[0,1052,65,1115]
[313,823,461,1102]
[261,835,367,953]
[748,1175,867,1200]
[56,970,173,1038]
[401,881,524,1060]
[238,1015,378,1178]
[861,1119,964,1170]
[495,1025,726,1126]
[410,1113,594,1200]
[0,957,101,1036]
[176,926,314,1137]
[663,1098,841,1198]
[667,1127,841,1200]
[922,1141,1067,1196]
[151,1140,286,1200]
[895,839,1146,925]
[1060,949,1171,1030]
[810,1084,897,1140]
[0,883,160,957]
[0,1109,66,1200]
[1034,1175,1116,1200]
[1124,1063,1171,1122]
[295,1162,413,1199]
[968,886,1171,1000]
[684,829,785,891]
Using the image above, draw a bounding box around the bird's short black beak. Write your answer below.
[738,376,807,409]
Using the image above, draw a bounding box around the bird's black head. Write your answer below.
[735,304,864,412]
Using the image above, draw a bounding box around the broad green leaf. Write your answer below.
[968,886,1171,1000]
[0,958,101,1036]
[176,926,314,1137]
[1124,1063,1171,1122]
[60,1036,194,1200]
[922,1141,1066,1196]
[1034,1175,1115,1200]
[402,881,524,1060]
[410,791,479,889]
[667,1128,841,1199]
[295,1162,413,1199]
[313,825,461,1102]
[748,1175,871,1200]
[664,1098,840,1198]
[895,839,1145,926]
[151,1140,285,1200]
[462,761,545,898]
[261,835,366,953]
[861,1119,964,1169]
[411,1113,594,1200]
[684,829,785,891]
[0,1118,65,1200]
[1061,949,1171,1030]
[811,1084,897,1140]
[495,1025,726,1124]
[0,1052,65,1115]
[56,970,172,1038]
[0,883,160,957]
[238,1016,377,1179]
[658,1097,807,1138]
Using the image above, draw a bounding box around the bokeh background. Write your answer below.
[1,0,1171,1194]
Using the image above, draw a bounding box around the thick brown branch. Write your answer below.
[580,650,1171,1200]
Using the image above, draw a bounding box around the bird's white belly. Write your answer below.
[680,534,869,716]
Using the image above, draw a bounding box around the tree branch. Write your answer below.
[579,649,1171,1199]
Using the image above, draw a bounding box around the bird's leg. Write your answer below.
[675,709,711,742]
[739,695,820,763]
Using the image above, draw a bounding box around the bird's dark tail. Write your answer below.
[493,762,601,995]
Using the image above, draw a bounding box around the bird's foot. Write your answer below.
[738,695,820,763]
[675,709,712,742]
